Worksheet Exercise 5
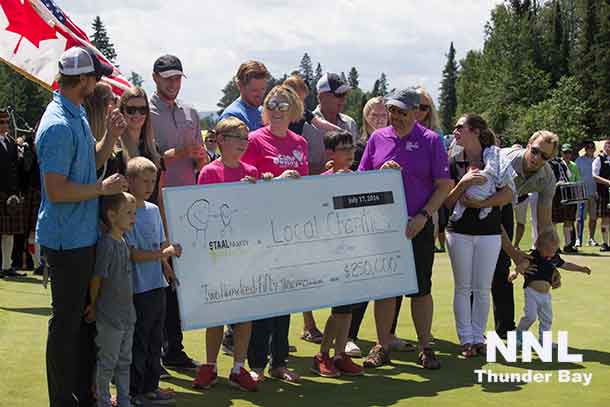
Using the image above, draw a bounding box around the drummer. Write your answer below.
[592,139,610,252]
[560,143,581,249]
[549,148,578,252]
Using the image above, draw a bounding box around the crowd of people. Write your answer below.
[0,45,606,406]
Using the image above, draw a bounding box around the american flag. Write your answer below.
[0,0,132,94]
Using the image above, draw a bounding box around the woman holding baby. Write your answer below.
[444,114,514,358]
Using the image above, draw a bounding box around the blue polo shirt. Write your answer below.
[219,97,263,131]
[35,92,99,250]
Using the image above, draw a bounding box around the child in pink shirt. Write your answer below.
[193,117,258,392]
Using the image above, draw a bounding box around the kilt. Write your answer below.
[22,187,41,232]
[0,192,26,235]
[597,191,610,218]
[552,191,577,223]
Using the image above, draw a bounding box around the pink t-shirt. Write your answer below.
[197,159,259,185]
[241,126,309,177]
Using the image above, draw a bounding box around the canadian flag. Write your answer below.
[0,0,131,94]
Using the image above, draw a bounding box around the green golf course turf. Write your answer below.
[1,232,608,406]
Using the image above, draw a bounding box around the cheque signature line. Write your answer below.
[266,230,400,248]
[205,284,320,304]
[269,250,402,271]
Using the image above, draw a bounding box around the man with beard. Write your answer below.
[35,46,128,407]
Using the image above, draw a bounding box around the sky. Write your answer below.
[60,0,503,112]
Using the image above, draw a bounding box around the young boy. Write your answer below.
[194,117,259,391]
[312,130,364,377]
[85,192,137,407]
[509,229,591,344]
[125,157,182,405]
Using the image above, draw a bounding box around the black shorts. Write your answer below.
[331,304,354,314]
[405,220,435,298]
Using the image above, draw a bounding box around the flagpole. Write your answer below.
[0,56,53,92]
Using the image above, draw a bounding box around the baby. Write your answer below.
[450,145,515,221]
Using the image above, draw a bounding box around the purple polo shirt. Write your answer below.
[358,123,450,217]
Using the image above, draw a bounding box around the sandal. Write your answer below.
[460,343,476,358]
[300,328,324,344]
[418,348,441,369]
[269,366,300,382]
[250,368,266,383]
[472,343,486,357]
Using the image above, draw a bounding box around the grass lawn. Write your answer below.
[1,229,608,406]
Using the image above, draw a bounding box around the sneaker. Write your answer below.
[588,238,599,247]
[563,245,578,253]
[344,340,362,358]
[159,364,172,380]
[163,351,199,369]
[2,268,26,277]
[311,353,341,377]
[574,239,581,247]
[601,243,610,252]
[229,367,258,392]
[192,364,218,389]
[334,353,364,376]
[133,389,175,405]
[362,345,391,368]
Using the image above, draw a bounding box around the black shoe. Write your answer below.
[163,351,199,369]
[563,245,578,253]
[601,243,610,252]
[33,265,44,276]
[2,268,26,277]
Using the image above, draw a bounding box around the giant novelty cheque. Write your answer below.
[163,170,418,330]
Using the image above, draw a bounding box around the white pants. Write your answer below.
[517,287,552,340]
[1,234,14,270]
[530,193,539,246]
[447,232,502,344]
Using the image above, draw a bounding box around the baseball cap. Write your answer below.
[385,87,421,111]
[316,73,351,96]
[153,55,186,78]
[561,143,573,152]
[58,46,113,78]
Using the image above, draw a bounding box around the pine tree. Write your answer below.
[216,79,240,114]
[377,73,389,96]
[298,53,316,110]
[439,42,459,133]
[576,0,600,132]
[314,63,323,85]
[90,16,117,64]
[128,71,143,87]
[340,72,348,84]
[348,67,359,89]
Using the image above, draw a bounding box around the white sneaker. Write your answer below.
[574,239,581,247]
[588,238,599,246]
[344,340,362,358]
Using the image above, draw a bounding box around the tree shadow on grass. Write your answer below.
[0,306,52,317]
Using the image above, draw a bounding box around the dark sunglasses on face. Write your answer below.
[418,104,431,112]
[266,100,290,112]
[530,145,553,161]
[454,124,464,131]
[388,106,409,117]
[124,106,148,115]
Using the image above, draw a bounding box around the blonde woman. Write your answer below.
[352,97,388,171]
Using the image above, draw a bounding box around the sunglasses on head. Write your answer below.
[266,100,290,112]
[530,145,553,161]
[124,106,148,115]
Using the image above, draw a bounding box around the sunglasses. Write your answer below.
[454,124,464,131]
[266,100,290,112]
[388,106,410,117]
[530,145,553,161]
[124,106,148,115]
[418,104,431,112]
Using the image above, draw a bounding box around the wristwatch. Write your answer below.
[417,208,432,222]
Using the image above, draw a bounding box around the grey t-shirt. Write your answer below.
[149,92,202,187]
[501,146,556,208]
[312,106,359,145]
[94,234,136,329]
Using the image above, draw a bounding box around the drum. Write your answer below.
[557,182,587,205]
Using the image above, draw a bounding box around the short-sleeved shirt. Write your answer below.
[501,146,556,208]
[35,91,99,250]
[149,92,202,187]
[576,155,596,197]
[524,249,564,288]
[312,106,359,145]
[197,159,259,184]
[565,160,580,182]
[358,124,450,217]
[446,149,502,235]
[124,201,169,294]
[219,97,263,132]
[241,126,309,177]
[94,234,136,328]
